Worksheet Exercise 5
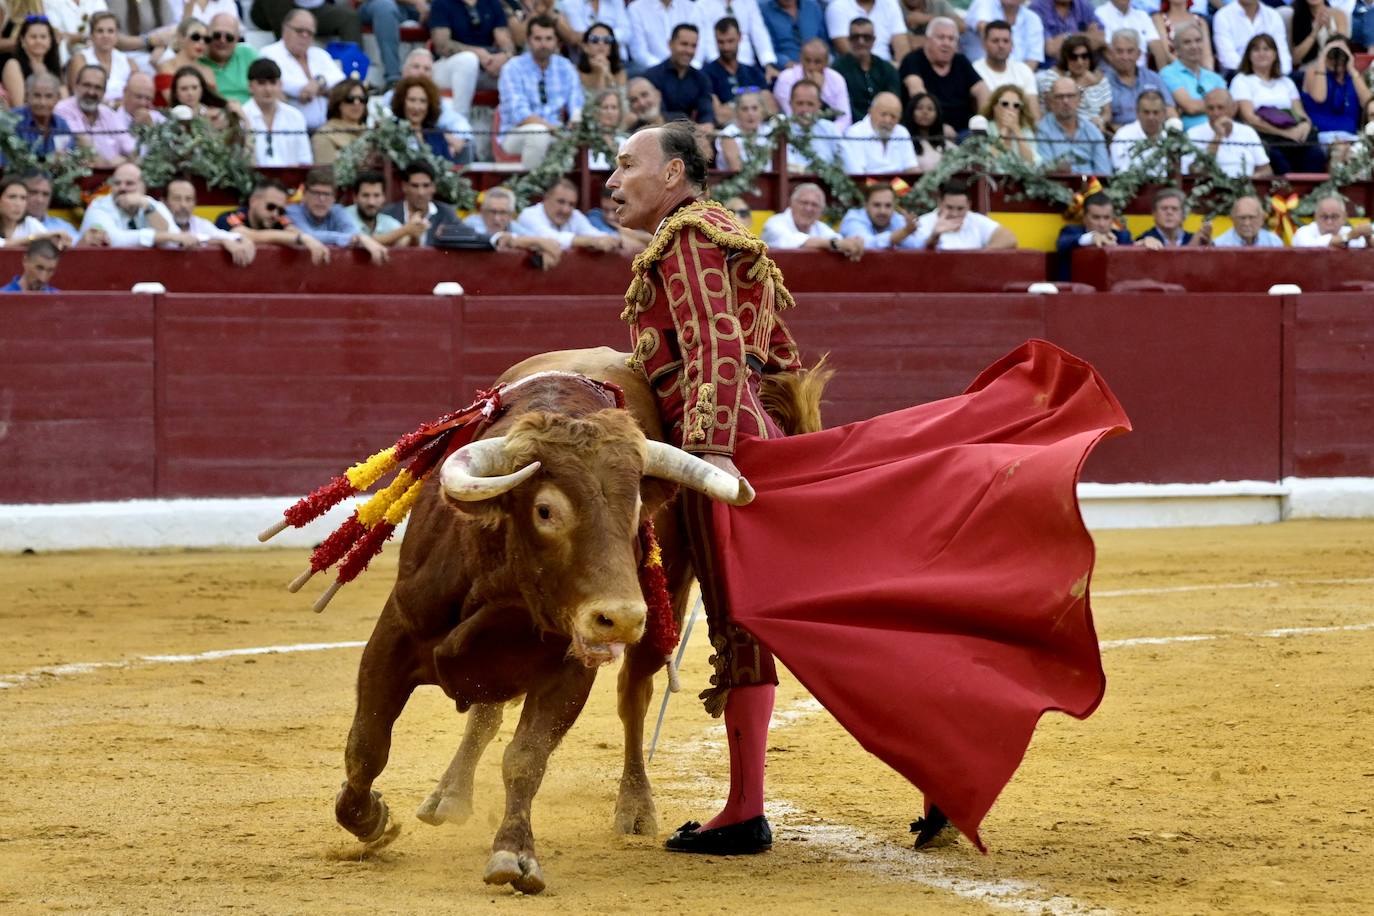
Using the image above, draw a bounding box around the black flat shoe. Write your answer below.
[910,805,957,849]
[664,815,772,855]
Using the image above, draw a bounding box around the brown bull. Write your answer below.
[332,347,753,894]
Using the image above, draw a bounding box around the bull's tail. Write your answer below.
[759,355,835,436]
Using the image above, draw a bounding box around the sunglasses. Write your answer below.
[263,202,284,214]
[586,33,614,44]
[997,99,1022,109]
[25,14,49,22]
[344,94,367,103]
[186,31,207,42]
[210,30,238,41]
[848,33,874,42]
[1069,51,1091,60]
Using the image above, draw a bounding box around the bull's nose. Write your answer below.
[579,601,646,642]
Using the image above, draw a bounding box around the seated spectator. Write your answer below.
[111,73,168,142]
[627,0,700,71]
[1213,194,1285,247]
[1151,0,1214,73]
[2,16,61,108]
[1302,38,1370,165]
[760,0,828,70]
[461,185,568,265]
[1,238,61,292]
[21,172,79,242]
[587,89,629,169]
[761,182,866,259]
[284,167,389,265]
[717,91,775,169]
[1213,0,1290,78]
[835,17,904,125]
[1232,34,1322,175]
[1055,190,1131,278]
[1292,193,1373,248]
[12,74,71,159]
[627,77,668,130]
[584,184,652,252]
[465,186,518,235]
[359,0,436,91]
[905,91,953,168]
[69,12,132,103]
[371,50,475,142]
[693,0,779,75]
[1094,0,1162,71]
[430,0,515,117]
[259,11,344,131]
[381,161,496,249]
[1038,77,1111,173]
[1104,28,1169,133]
[161,176,256,265]
[963,0,1043,69]
[645,24,716,126]
[1185,88,1272,178]
[983,84,1040,164]
[785,79,842,169]
[311,79,369,166]
[242,58,313,167]
[1160,23,1227,130]
[215,178,331,263]
[157,17,217,95]
[1135,187,1209,247]
[201,14,258,105]
[497,16,583,168]
[1292,0,1349,71]
[514,177,621,252]
[899,17,988,133]
[171,66,242,134]
[839,182,917,247]
[78,163,195,249]
[1035,34,1110,133]
[563,0,632,59]
[394,75,471,163]
[827,0,910,62]
[899,0,966,55]
[776,37,854,129]
[1032,0,1102,65]
[346,171,412,247]
[972,19,1040,123]
[905,178,1017,249]
[840,90,919,172]
[578,23,627,99]
[704,16,774,124]
[0,176,62,248]
[55,65,133,168]
[252,0,361,45]
[1109,89,1170,175]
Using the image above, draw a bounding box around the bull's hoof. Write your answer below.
[911,806,957,850]
[613,793,658,836]
[336,784,390,843]
[416,791,472,827]
[483,850,546,895]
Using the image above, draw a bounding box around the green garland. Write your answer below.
[905,132,1074,212]
[133,115,257,197]
[1290,133,1374,218]
[505,116,618,209]
[711,122,778,201]
[0,109,93,207]
[333,116,476,209]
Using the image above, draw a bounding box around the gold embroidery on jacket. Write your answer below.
[686,382,716,443]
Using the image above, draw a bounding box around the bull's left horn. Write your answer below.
[440,436,541,501]
[642,441,756,506]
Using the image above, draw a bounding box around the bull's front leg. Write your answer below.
[484,661,596,895]
[416,702,504,826]
[613,648,659,835]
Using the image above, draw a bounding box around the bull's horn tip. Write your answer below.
[258,519,290,542]
[735,477,756,506]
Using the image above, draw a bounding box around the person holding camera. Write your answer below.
[1301,37,1371,164]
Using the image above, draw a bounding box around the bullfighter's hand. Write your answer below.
[700,453,742,479]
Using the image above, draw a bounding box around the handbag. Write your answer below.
[1256,106,1299,129]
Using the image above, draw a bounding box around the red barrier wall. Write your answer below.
[1289,294,1374,478]
[1071,248,1374,293]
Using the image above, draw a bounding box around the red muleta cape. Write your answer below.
[710,339,1131,851]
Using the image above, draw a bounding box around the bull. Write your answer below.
[331,347,760,894]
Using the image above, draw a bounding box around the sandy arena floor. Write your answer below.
[1,520,1372,915]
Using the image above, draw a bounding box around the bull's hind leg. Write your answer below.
[416,702,504,826]
[335,612,418,845]
[484,662,596,895]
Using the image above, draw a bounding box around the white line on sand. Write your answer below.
[1096,576,1374,597]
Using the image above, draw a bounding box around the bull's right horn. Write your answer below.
[440,437,541,501]
[642,441,756,506]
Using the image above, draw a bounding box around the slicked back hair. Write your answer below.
[656,120,708,190]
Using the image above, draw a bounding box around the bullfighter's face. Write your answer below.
[607,129,677,233]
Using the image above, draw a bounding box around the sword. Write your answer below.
[647,594,703,765]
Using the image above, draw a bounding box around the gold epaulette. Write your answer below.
[621,199,796,323]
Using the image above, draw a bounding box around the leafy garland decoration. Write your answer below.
[0,109,94,207]
[505,116,619,209]
[710,123,778,201]
[1290,132,1374,218]
[904,132,1074,212]
[133,115,257,197]
[333,115,476,209]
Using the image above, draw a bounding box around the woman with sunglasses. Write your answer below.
[312,78,370,165]
[156,18,217,91]
[65,11,128,101]
[903,91,951,171]
[577,22,624,98]
[1035,34,1111,133]
[1231,33,1322,174]
[983,84,1040,166]
[172,64,243,135]
[2,15,62,106]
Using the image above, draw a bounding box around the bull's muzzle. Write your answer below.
[570,600,646,667]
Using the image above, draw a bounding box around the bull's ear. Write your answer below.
[640,478,679,519]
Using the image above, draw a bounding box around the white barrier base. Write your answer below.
[2,478,1373,551]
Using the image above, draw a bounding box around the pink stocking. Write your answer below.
[703,682,775,830]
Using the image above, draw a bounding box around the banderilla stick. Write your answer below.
[647,594,703,765]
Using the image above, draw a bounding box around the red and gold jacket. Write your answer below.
[622,199,802,456]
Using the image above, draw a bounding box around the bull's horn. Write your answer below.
[642,441,756,506]
[439,436,542,501]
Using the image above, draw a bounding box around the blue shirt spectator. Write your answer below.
[839,204,910,248]
[1160,59,1226,130]
[285,201,363,246]
[761,0,828,69]
[11,107,72,160]
[1213,226,1284,247]
[429,0,508,46]
[497,46,583,136]
[1031,0,1098,48]
[644,59,715,124]
[1037,112,1112,173]
[1105,63,1166,127]
[2,275,59,292]
[704,57,771,105]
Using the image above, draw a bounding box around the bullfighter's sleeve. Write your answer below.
[659,226,748,456]
[767,312,804,373]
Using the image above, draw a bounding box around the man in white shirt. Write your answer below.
[241,58,314,168]
[1212,0,1291,76]
[692,0,778,74]
[462,185,565,266]
[971,19,1040,120]
[161,177,257,265]
[840,91,919,173]
[1184,88,1272,178]
[964,0,1043,67]
[628,0,699,70]
[1094,0,1162,70]
[260,9,345,130]
[1291,194,1372,248]
[903,178,1017,249]
[78,163,199,250]
[786,80,842,171]
[826,0,911,62]
[839,183,917,247]
[1109,89,1169,175]
[513,178,622,252]
[761,182,865,259]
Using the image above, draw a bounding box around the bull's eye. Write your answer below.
[536,504,553,521]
